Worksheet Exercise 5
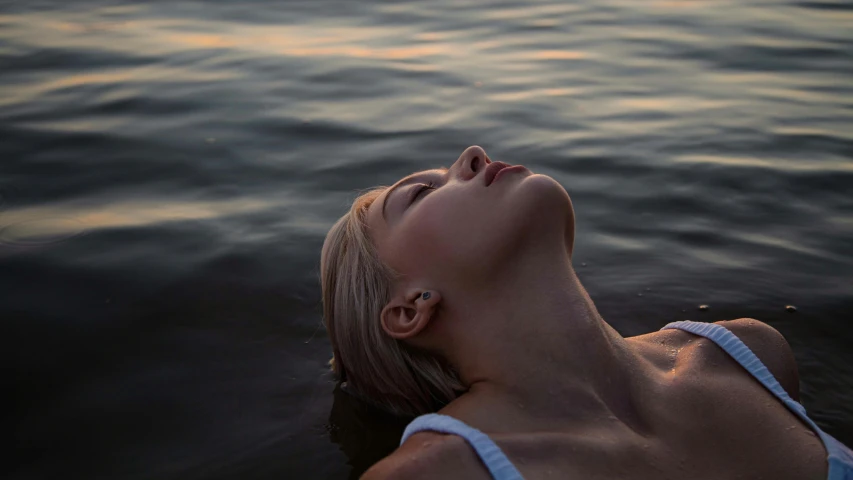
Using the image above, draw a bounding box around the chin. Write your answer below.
[519,174,573,213]
[507,173,575,250]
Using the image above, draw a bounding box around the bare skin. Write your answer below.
[364,319,827,479]
[360,146,828,479]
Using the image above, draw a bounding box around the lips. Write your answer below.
[484,161,511,187]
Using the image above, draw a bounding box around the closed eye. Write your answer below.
[412,181,438,203]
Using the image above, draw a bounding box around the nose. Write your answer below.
[454,145,490,181]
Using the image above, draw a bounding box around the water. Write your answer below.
[2,1,851,478]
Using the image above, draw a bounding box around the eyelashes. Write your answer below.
[412,181,438,203]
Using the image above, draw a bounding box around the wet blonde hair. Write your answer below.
[320,187,465,417]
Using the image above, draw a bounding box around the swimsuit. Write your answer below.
[400,320,853,480]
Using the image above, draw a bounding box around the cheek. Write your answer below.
[397,205,456,260]
[401,196,496,269]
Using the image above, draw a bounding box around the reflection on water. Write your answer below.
[0,216,87,246]
[674,155,853,173]
[0,198,273,246]
[2,0,852,478]
[1,197,270,233]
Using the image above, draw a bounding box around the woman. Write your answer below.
[320,146,852,479]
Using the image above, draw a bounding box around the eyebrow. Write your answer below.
[381,168,448,222]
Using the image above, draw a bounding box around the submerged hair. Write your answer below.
[320,187,465,417]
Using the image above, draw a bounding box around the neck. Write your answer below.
[433,246,653,432]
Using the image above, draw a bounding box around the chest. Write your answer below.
[490,342,829,480]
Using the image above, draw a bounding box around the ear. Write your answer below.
[380,290,441,340]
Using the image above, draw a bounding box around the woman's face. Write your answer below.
[366,145,575,290]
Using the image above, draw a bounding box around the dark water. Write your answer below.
[3,0,852,478]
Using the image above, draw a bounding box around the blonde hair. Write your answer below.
[320,187,465,417]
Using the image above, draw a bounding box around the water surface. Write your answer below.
[3,1,852,478]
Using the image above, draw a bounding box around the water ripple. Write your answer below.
[2,0,852,478]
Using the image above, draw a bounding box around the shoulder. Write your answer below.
[713,318,801,401]
[360,431,491,480]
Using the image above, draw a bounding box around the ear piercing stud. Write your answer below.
[422,292,431,300]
